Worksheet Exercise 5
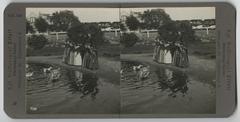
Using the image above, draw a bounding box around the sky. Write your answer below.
[26,7,215,22]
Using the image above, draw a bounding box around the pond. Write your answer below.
[25,61,216,114]
[120,61,216,114]
[26,63,120,114]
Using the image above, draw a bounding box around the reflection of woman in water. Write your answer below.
[66,70,99,99]
[155,68,189,97]
[80,73,99,97]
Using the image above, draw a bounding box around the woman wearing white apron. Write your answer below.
[164,43,172,64]
[73,45,82,66]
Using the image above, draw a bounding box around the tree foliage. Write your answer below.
[26,20,35,34]
[34,17,49,33]
[125,15,140,30]
[50,10,80,32]
[120,23,127,31]
[67,23,104,47]
[139,9,171,29]
[158,20,197,45]
[158,21,178,43]
[120,33,139,47]
[27,35,48,50]
[176,20,197,43]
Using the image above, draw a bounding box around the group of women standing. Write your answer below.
[62,40,99,70]
[153,38,189,68]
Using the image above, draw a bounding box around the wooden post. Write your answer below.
[206,27,209,35]
[115,29,118,37]
[147,30,150,38]
[56,32,59,46]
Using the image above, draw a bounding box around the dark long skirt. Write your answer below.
[153,46,160,61]
[63,47,70,63]
[172,49,189,68]
[153,46,165,63]
[83,51,98,70]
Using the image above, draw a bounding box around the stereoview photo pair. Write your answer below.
[4,3,236,118]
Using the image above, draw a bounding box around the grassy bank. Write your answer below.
[27,44,120,59]
[121,41,216,59]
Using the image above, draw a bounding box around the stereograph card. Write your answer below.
[4,2,236,118]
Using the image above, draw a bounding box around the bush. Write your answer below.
[120,33,139,47]
[27,35,48,50]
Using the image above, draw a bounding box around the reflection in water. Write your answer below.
[65,70,99,99]
[121,60,215,114]
[26,63,99,99]
[121,61,189,98]
[26,63,119,114]
[155,68,189,97]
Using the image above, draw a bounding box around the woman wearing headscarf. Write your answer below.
[172,39,189,68]
[153,35,167,64]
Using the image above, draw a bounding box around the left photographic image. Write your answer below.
[25,8,120,114]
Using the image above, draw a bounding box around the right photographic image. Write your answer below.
[120,7,216,114]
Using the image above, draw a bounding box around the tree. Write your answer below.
[176,20,197,44]
[111,22,120,29]
[157,21,178,43]
[86,23,104,47]
[34,17,49,33]
[27,35,48,50]
[120,23,127,31]
[140,9,171,29]
[50,10,80,32]
[120,33,139,47]
[67,23,104,47]
[125,15,140,30]
[158,20,197,45]
[26,20,35,34]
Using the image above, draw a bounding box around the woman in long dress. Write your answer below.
[157,41,165,63]
[82,45,91,69]
[172,42,189,68]
[67,43,75,65]
[153,38,165,64]
[172,42,181,67]
[178,44,189,67]
[83,44,99,70]
[164,43,172,64]
[153,39,160,61]
[73,45,82,66]
[63,41,70,63]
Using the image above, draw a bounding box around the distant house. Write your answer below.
[190,19,203,26]
[203,19,216,27]
[26,12,52,33]
[98,22,111,29]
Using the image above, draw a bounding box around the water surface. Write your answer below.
[26,63,120,114]
[121,61,215,114]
